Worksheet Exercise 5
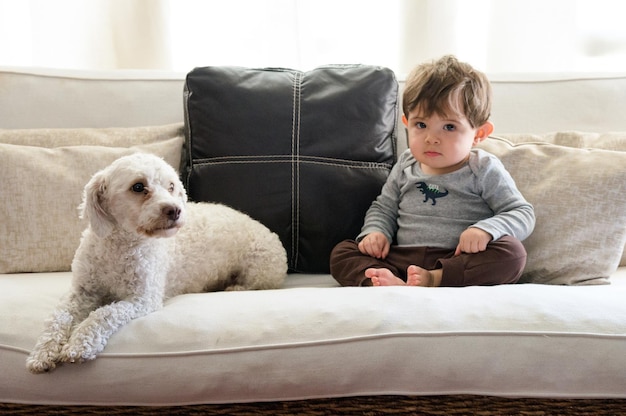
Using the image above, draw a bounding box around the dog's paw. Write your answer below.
[60,331,104,363]
[26,352,59,374]
[60,342,97,363]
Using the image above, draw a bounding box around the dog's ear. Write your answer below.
[79,170,115,238]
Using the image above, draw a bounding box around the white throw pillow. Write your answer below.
[0,124,184,273]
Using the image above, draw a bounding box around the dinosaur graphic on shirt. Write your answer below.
[416,182,449,205]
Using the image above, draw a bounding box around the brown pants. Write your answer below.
[329,236,527,287]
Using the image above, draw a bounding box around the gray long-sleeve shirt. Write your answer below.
[358,148,535,249]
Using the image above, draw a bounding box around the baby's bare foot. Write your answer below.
[406,265,441,287]
[365,268,406,286]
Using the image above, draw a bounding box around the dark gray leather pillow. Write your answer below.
[183,65,398,273]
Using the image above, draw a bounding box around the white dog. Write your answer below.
[26,153,287,373]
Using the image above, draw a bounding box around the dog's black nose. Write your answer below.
[164,206,181,221]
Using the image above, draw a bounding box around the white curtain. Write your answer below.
[1,0,625,75]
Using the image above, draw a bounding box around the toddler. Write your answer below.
[330,55,535,287]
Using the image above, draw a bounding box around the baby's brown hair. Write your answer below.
[402,55,492,128]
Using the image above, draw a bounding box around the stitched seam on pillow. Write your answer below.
[291,71,303,270]
[191,155,393,170]
[290,73,296,270]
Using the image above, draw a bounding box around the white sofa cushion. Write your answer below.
[0,124,184,273]
[479,135,626,285]
[2,271,626,405]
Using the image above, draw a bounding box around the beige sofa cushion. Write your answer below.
[479,135,626,285]
[499,131,626,268]
[0,124,184,273]
[500,131,626,151]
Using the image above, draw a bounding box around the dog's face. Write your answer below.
[81,153,187,239]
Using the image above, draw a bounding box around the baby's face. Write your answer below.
[405,108,481,175]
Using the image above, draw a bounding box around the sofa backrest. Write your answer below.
[2,67,626,148]
[0,67,186,129]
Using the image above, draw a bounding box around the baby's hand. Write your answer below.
[455,228,492,256]
[358,232,390,259]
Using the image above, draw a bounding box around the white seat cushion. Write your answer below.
[2,270,626,405]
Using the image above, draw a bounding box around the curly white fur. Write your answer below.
[26,153,287,373]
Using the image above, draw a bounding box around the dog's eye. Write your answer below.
[131,183,145,193]
[168,183,175,193]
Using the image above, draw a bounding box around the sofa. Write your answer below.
[1,65,626,410]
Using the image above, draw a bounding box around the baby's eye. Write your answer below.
[131,183,145,193]
[415,122,427,129]
[443,124,456,131]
